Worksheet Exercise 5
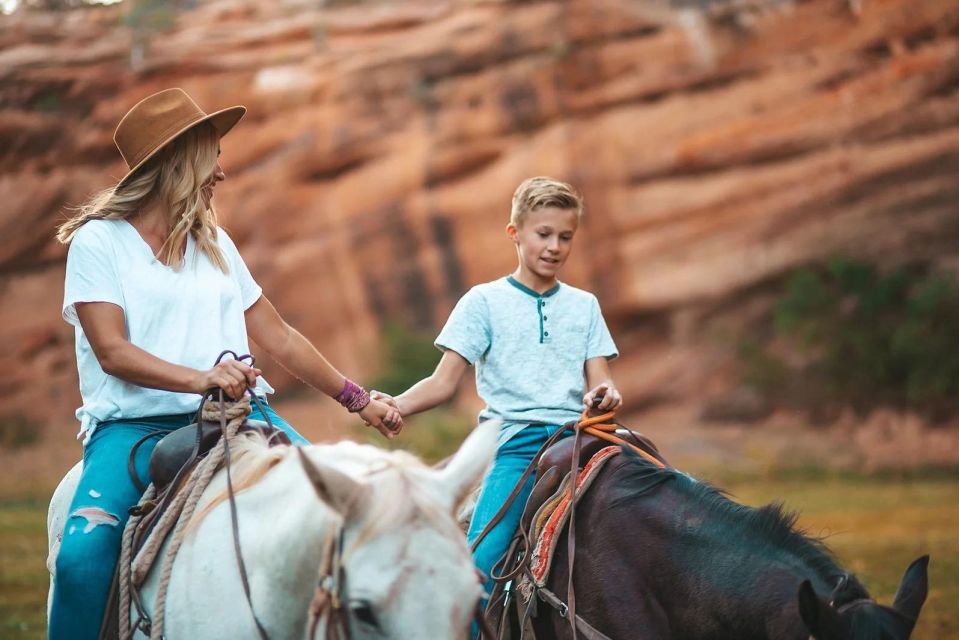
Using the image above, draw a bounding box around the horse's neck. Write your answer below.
[589,477,840,640]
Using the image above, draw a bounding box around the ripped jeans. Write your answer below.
[48,402,307,640]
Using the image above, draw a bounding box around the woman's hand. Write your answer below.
[583,381,622,412]
[193,359,261,400]
[359,398,403,439]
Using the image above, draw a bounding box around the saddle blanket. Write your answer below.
[529,446,620,586]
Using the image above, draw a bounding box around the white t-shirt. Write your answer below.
[63,219,273,443]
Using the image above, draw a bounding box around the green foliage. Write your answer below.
[352,408,474,465]
[366,322,441,396]
[745,258,959,420]
[0,416,41,450]
[30,89,61,113]
[123,0,174,32]
[362,323,472,463]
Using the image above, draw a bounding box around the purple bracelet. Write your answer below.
[334,378,371,413]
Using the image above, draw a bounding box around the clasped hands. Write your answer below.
[358,397,402,439]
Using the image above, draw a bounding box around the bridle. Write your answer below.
[308,525,352,640]
[303,523,496,640]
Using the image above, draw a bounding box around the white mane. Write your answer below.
[194,432,462,548]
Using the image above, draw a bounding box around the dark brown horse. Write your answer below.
[493,446,929,640]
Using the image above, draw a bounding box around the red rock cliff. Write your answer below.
[1,0,957,435]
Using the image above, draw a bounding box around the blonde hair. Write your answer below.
[57,121,229,272]
[510,176,583,226]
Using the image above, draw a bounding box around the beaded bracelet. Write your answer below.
[334,378,371,413]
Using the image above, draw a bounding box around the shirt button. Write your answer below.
[544,331,550,337]
[543,316,548,320]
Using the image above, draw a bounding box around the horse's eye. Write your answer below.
[349,599,380,628]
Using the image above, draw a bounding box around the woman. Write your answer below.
[50,88,400,640]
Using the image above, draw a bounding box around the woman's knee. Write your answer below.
[55,512,123,582]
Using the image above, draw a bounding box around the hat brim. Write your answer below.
[115,105,246,189]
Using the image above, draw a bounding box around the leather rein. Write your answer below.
[473,410,668,640]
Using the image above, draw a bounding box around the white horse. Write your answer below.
[48,419,500,639]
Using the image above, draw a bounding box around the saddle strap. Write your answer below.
[536,588,611,640]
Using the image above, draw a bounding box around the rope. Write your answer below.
[117,395,252,639]
[150,395,251,639]
[118,484,155,640]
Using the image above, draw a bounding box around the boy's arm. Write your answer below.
[374,350,470,417]
[583,356,623,411]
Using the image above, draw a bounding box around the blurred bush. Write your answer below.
[743,258,959,422]
[361,322,474,462]
[366,322,441,396]
[352,408,474,464]
[0,414,42,449]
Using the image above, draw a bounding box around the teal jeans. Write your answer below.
[48,402,306,640]
[467,424,572,597]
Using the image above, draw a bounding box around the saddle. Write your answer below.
[519,430,661,534]
[149,418,287,492]
[97,417,290,640]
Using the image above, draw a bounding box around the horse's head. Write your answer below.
[298,418,500,639]
[798,556,929,640]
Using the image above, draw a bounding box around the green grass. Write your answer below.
[0,498,49,640]
[3,475,956,639]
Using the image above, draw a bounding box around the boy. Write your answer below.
[373,176,621,601]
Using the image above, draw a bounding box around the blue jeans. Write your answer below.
[467,424,571,598]
[48,401,306,640]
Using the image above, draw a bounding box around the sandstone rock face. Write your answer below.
[1,0,958,436]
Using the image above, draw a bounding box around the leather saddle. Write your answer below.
[149,418,289,492]
[519,430,662,535]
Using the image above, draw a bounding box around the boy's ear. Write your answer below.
[506,223,518,242]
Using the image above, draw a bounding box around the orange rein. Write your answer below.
[575,410,666,469]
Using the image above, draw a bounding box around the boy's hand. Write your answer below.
[583,382,622,412]
[359,398,403,439]
[370,389,399,410]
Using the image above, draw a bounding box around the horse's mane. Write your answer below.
[191,432,460,551]
[321,440,463,553]
[608,449,870,604]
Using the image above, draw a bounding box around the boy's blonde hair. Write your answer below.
[510,176,583,226]
[57,121,229,273]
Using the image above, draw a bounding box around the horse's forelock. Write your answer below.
[346,454,463,554]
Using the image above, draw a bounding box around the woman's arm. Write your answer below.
[244,295,401,436]
[375,350,470,418]
[583,356,622,411]
[76,301,258,400]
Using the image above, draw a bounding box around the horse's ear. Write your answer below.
[798,580,843,640]
[436,418,500,513]
[892,555,929,622]
[297,447,369,518]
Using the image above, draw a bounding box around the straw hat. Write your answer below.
[113,88,246,188]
